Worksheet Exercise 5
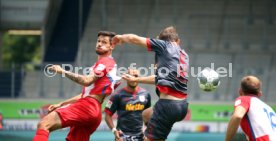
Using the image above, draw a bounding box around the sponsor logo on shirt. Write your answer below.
[139,96,145,102]
[95,64,106,71]
[125,103,145,111]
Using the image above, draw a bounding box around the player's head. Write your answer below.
[158,26,180,45]
[127,69,139,89]
[96,31,116,56]
[239,75,262,97]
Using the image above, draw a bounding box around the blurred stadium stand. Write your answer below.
[0,0,48,29]
[0,0,276,103]
[0,71,23,97]
[43,0,92,62]
[0,0,49,98]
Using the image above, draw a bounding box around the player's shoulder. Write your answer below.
[234,96,252,105]
[180,48,189,55]
[138,87,150,94]
[149,38,167,44]
[114,88,128,96]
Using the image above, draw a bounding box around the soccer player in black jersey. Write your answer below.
[105,69,151,141]
[112,26,189,141]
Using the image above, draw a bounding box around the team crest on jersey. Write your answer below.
[235,99,241,106]
[139,96,145,102]
[106,100,113,108]
[95,64,106,71]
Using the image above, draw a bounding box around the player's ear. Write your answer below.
[238,88,243,96]
[110,43,115,50]
[176,39,181,45]
[257,91,262,97]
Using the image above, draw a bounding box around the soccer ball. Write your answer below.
[197,68,220,92]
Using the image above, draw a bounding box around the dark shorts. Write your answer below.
[145,99,188,140]
[120,133,144,141]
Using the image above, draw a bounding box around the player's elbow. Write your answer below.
[82,81,91,87]
[82,77,95,87]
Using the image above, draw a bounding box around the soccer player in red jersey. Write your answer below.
[225,76,276,141]
[33,31,120,141]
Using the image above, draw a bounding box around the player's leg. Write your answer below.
[65,114,102,141]
[142,107,153,125]
[33,111,62,141]
[144,99,188,141]
[65,123,100,141]
[142,107,153,139]
[144,100,167,141]
[66,126,89,141]
[63,97,102,141]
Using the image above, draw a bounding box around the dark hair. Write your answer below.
[158,26,179,42]
[97,31,116,44]
[241,76,261,95]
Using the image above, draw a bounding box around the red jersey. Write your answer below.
[82,56,120,97]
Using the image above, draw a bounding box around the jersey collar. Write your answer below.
[123,86,140,95]
[98,55,113,60]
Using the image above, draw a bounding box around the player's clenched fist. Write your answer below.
[112,35,123,45]
[48,65,65,74]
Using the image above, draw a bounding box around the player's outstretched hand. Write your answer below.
[48,65,64,74]
[112,35,123,46]
[122,73,137,83]
[115,138,123,141]
[48,103,62,113]
[114,130,123,141]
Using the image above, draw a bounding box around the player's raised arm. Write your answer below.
[48,65,97,87]
[112,34,147,48]
[225,106,246,141]
[122,74,156,85]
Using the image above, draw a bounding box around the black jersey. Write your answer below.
[146,38,189,98]
[104,87,151,135]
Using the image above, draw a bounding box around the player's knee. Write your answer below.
[37,113,57,131]
[37,120,48,130]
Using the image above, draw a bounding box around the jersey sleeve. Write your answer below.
[145,92,151,109]
[104,92,120,116]
[234,96,251,112]
[146,38,166,54]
